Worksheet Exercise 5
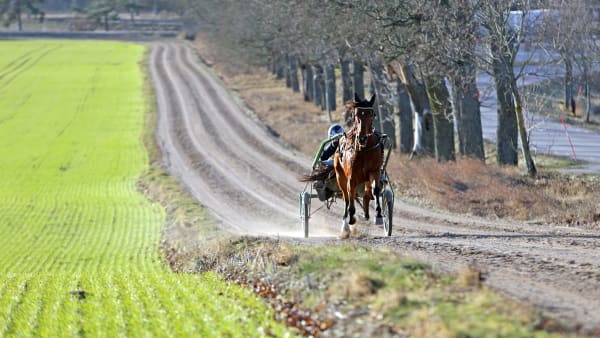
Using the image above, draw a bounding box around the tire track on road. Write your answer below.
[170,44,297,200]
[179,45,308,174]
[151,43,322,234]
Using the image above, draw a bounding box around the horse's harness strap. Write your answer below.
[352,107,375,119]
[357,133,384,153]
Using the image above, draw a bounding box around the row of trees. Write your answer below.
[3,1,597,176]
[1,0,45,30]
[172,0,600,177]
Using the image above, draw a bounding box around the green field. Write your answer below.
[0,40,291,336]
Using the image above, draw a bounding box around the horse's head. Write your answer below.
[352,93,376,147]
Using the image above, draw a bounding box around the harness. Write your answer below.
[356,132,384,153]
[338,127,385,163]
[350,107,382,153]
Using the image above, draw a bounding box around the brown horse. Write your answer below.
[334,93,384,238]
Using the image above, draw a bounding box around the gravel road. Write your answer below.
[149,41,600,334]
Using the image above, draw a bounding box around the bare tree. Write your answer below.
[478,0,537,175]
[390,59,434,156]
[179,0,548,174]
[353,60,365,99]
[369,56,396,145]
[396,78,413,153]
[442,0,485,160]
[544,0,600,122]
[372,0,458,162]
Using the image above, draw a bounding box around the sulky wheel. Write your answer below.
[300,191,311,238]
[382,189,393,236]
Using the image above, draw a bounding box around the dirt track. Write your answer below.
[149,41,600,334]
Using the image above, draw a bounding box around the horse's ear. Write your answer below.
[368,94,376,106]
[354,92,361,102]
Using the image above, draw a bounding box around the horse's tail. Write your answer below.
[298,165,335,182]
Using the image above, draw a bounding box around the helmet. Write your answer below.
[328,124,344,138]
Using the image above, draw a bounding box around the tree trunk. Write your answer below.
[353,60,365,99]
[312,65,324,110]
[491,37,518,166]
[425,74,455,162]
[564,57,574,115]
[289,54,300,93]
[398,62,434,156]
[285,66,291,88]
[104,15,109,31]
[512,86,537,177]
[319,66,326,112]
[17,0,23,31]
[452,78,465,155]
[397,78,413,153]
[585,80,591,123]
[325,64,336,120]
[584,62,591,123]
[341,59,353,103]
[284,55,291,88]
[270,51,277,75]
[274,53,285,79]
[369,59,396,147]
[302,64,313,102]
[452,63,484,160]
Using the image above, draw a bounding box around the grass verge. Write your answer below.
[165,235,578,337]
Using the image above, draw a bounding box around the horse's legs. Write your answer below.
[335,168,351,238]
[370,172,383,224]
[362,184,372,220]
[347,178,357,225]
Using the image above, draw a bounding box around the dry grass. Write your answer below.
[390,157,549,220]
[390,156,600,226]
[192,34,600,229]
[330,271,385,300]
[455,267,483,289]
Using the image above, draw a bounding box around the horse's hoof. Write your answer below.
[374,216,383,225]
[349,216,357,225]
[339,230,350,239]
[340,220,350,239]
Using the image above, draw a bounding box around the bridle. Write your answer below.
[352,107,377,150]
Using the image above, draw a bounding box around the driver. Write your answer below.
[321,123,345,167]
